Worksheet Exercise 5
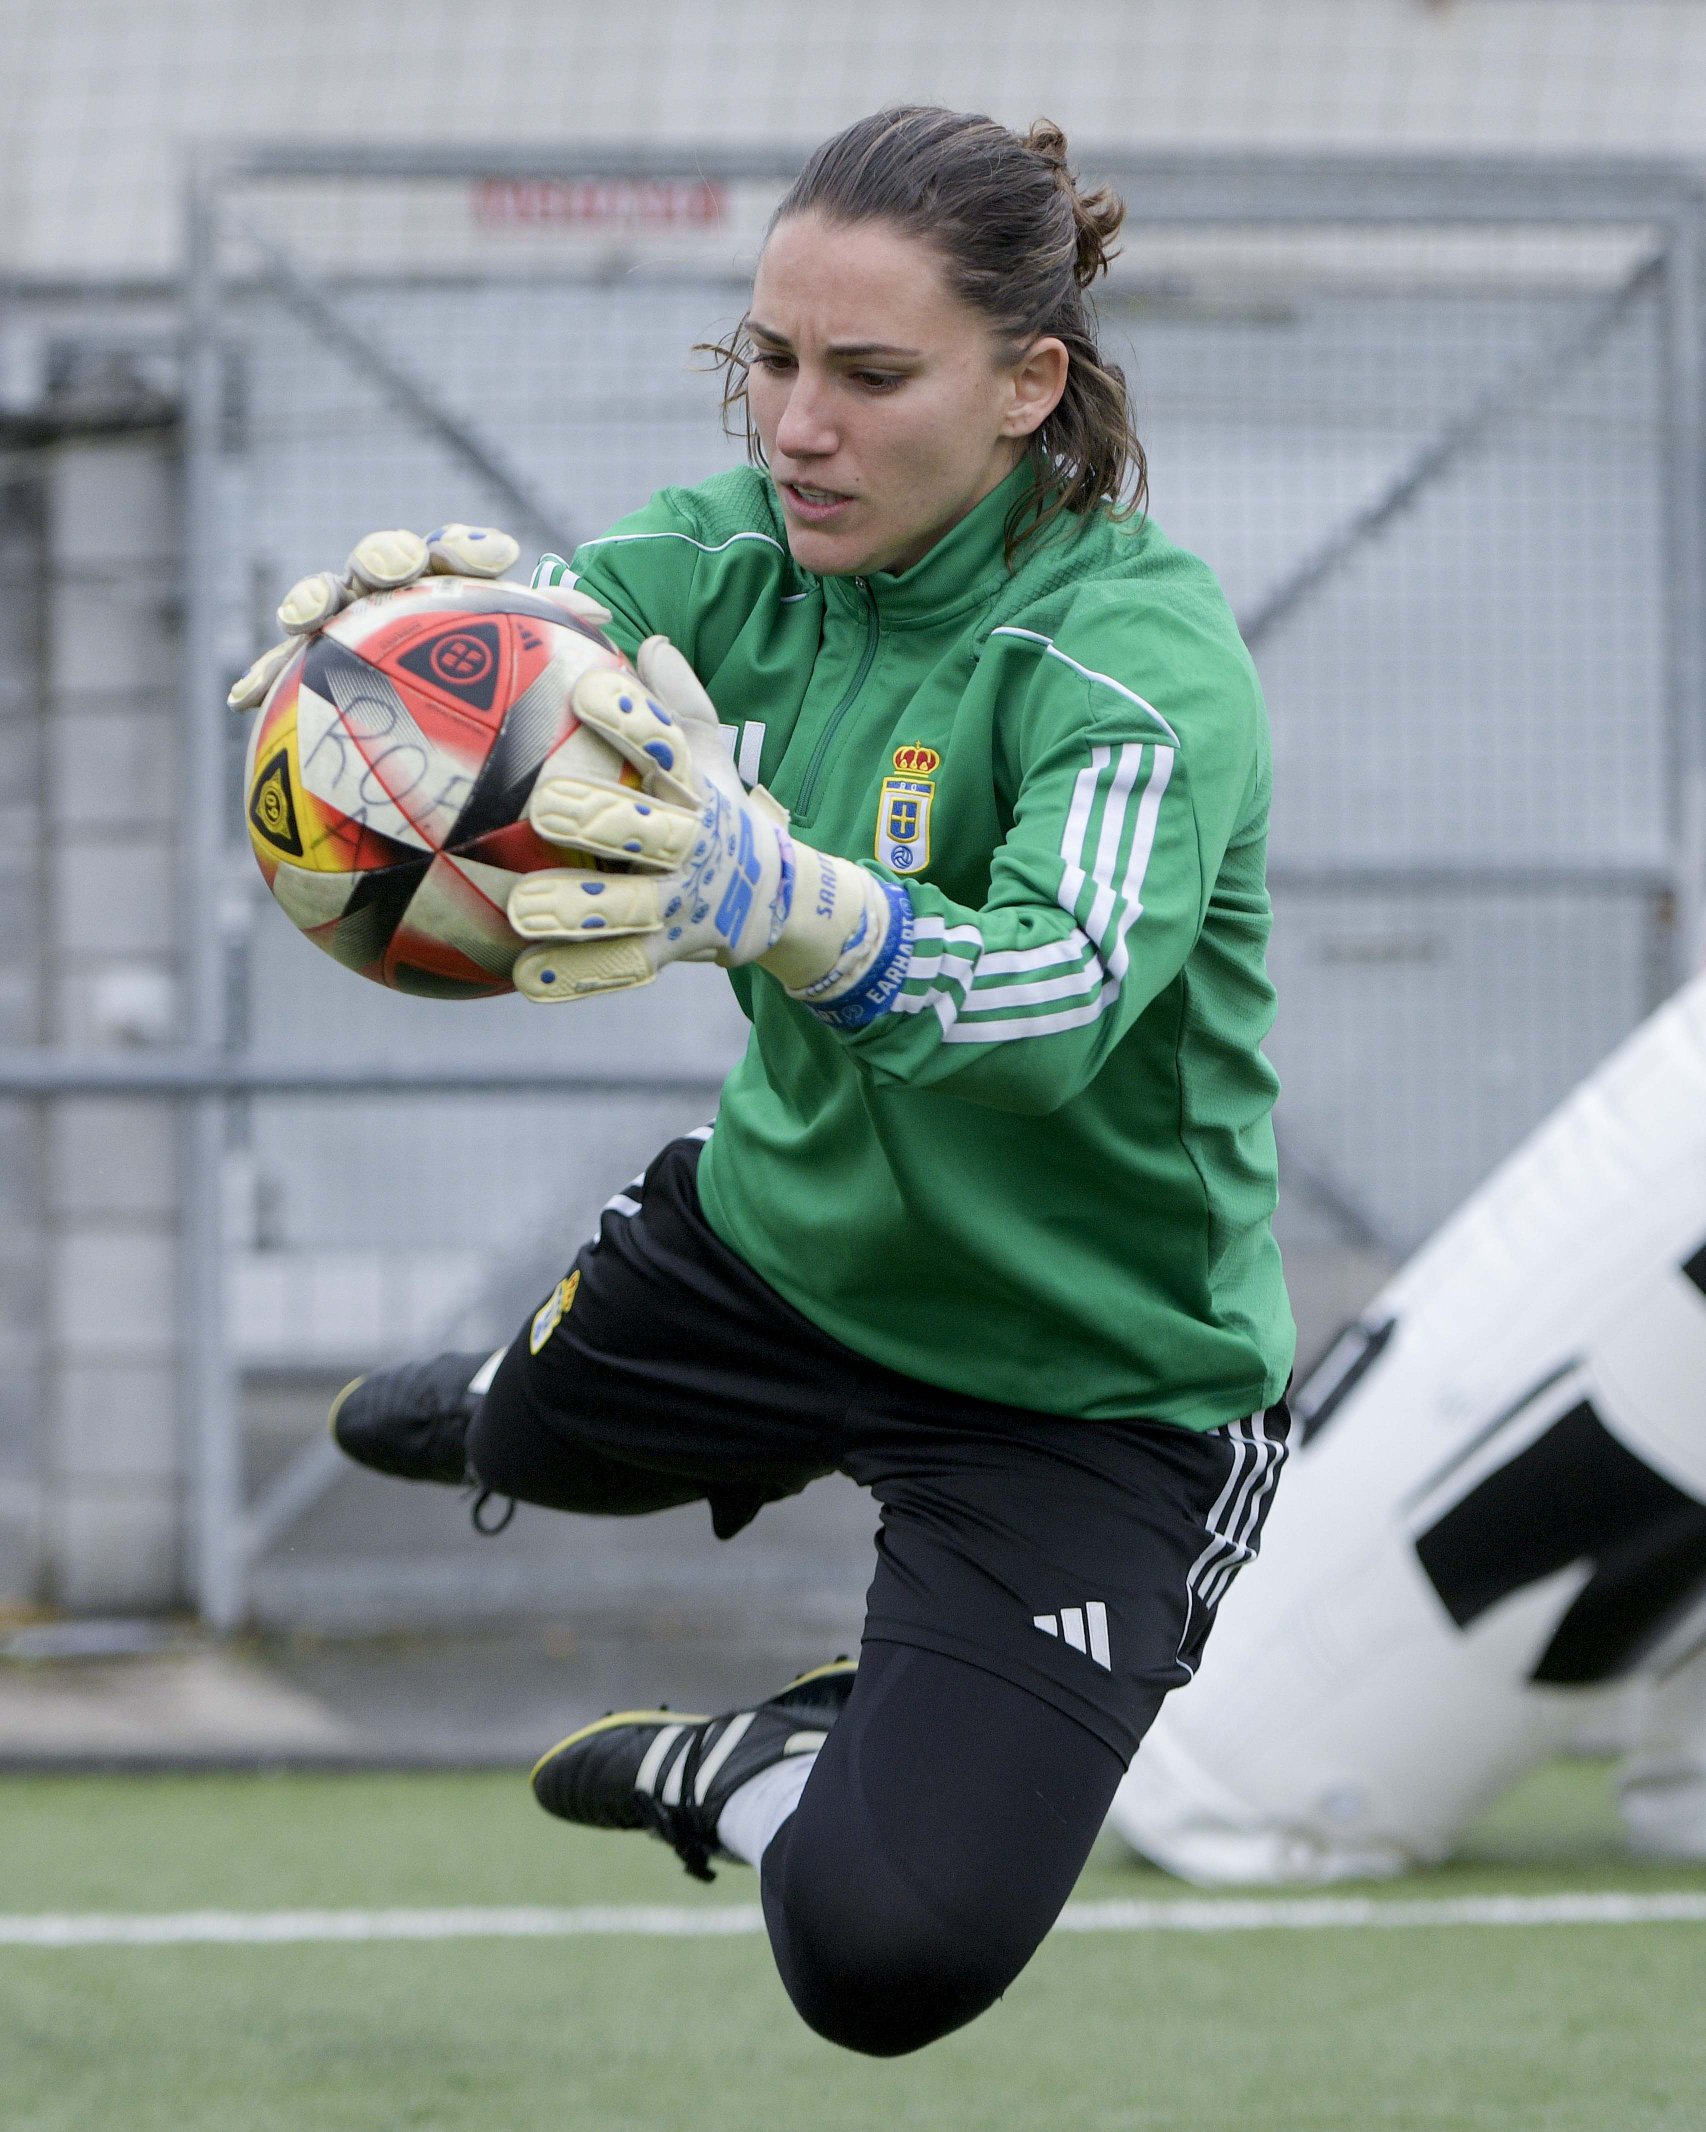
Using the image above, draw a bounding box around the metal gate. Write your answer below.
[157,145,1706,1627]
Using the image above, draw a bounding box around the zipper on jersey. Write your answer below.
[795,577,878,821]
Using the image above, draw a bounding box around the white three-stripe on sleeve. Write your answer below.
[895,739,1176,1044]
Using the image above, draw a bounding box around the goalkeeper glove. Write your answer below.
[225,523,612,711]
[507,635,912,1025]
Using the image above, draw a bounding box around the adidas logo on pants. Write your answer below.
[1033,1601,1112,1670]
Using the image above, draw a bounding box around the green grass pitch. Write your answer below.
[4,1758,1704,2131]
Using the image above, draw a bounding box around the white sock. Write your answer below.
[715,1751,817,1866]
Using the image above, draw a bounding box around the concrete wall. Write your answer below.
[39,428,185,1610]
[0,0,1696,1618]
[0,466,48,1601]
[4,1,1706,290]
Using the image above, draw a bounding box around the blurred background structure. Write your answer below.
[1,2,1704,1714]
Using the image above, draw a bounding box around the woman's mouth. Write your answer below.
[780,481,854,525]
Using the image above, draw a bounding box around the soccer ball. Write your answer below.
[241,577,638,998]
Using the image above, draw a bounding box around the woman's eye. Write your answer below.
[853,372,903,393]
[752,352,794,374]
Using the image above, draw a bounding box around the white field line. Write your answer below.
[3,1891,1706,1949]
[1056,1892,1706,1932]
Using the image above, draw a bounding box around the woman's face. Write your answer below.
[745,213,1067,578]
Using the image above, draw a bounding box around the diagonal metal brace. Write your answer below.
[234,213,578,557]
[1274,1119,1401,1258]
[1239,250,1665,650]
[242,1435,349,1564]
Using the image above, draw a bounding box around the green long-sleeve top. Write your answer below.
[546,461,1294,1427]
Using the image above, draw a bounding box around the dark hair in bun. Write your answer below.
[706,105,1146,560]
[1020,117,1125,293]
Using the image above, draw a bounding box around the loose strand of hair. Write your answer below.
[693,321,763,461]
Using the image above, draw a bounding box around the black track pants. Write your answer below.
[761,1638,1123,2056]
[470,1364,1124,2053]
[466,1136,1289,2054]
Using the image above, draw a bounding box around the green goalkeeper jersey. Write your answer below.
[557,461,1294,1428]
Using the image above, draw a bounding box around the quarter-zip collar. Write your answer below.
[816,461,1040,631]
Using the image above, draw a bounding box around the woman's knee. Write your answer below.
[763,1843,1016,2057]
[774,1910,1005,2056]
[756,1643,1115,2054]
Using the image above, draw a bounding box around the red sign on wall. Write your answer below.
[474,179,728,230]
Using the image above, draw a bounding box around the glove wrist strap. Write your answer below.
[759,847,913,1030]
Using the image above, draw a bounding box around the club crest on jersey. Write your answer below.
[877,746,938,875]
[892,745,940,776]
[529,1269,580,1354]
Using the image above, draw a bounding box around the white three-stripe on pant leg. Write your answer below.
[1175,1409,1288,1674]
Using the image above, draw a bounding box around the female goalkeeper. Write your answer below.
[239,107,1295,2057]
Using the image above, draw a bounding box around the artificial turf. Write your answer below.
[3,1758,1703,2131]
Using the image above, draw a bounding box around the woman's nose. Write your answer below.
[774,378,837,460]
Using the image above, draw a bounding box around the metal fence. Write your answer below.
[67,144,1705,1627]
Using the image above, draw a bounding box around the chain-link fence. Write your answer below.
[164,145,1706,1629]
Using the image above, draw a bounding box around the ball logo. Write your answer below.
[430,632,496,686]
[398,618,505,714]
[248,749,305,857]
[893,745,941,775]
[255,779,291,838]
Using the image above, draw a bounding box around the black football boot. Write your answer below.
[531,1658,857,1882]
[328,1349,513,1531]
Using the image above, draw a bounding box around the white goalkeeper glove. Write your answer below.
[226,523,612,712]
[507,636,912,1023]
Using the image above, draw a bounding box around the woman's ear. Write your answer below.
[1002,337,1070,439]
